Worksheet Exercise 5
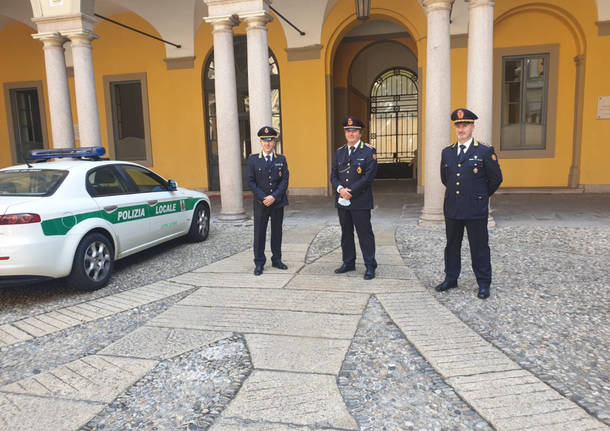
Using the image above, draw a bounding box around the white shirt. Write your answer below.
[457,138,473,156]
[338,140,361,192]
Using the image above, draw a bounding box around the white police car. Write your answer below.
[0,147,211,290]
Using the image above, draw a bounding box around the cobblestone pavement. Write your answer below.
[0,188,608,430]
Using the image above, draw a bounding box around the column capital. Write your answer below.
[242,11,273,28]
[32,31,67,47]
[466,0,495,9]
[421,0,453,14]
[204,14,240,31]
[64,30,99,46]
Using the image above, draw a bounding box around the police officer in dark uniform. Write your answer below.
[247,126,289,276]
[436,108,503,299]
[330,116,378,280]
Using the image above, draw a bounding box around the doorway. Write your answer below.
[5,83,48,163]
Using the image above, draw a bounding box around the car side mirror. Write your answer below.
[168,179,178,191]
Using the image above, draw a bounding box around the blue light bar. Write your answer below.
[29,147,106,160]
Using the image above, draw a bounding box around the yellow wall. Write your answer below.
[0,22,49,168]
[94,13,208,189]
[1,0,608,190]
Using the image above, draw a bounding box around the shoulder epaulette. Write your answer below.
[477,141,490,147]
[364,143,374,148]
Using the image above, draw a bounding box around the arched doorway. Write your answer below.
[369,68,418,179]
[203,35,282,191]
[332,21,420,186]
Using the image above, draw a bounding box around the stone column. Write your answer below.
[419,0,452,225]
[206,16,247,220]
[32,33,75,148]
[466,0,495,144]
[244,12,273,155]
[66,31,102,147]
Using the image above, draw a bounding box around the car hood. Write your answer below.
[0,197,40,216]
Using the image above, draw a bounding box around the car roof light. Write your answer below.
[29,147,106,160]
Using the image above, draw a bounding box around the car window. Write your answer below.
[121,165,169,193]
[0,169,68,196]
[87,166,131,197]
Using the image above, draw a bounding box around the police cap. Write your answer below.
[451,108,478,124]
[343,116,364,130]
[257,126,278,141]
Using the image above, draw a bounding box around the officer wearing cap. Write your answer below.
[247,126,289,276]
[436,108,503,299]
[330,116,378,280]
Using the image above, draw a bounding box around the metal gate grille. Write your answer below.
[369,69,418,164]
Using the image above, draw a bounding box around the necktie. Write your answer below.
[265,155,271,167]
[348,146,353,157]
[458,144,466,163]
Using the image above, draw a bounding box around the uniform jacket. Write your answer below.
[330,141,378,210]
[441,140,503,219]
[247,151,289,208]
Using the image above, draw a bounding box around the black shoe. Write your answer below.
[254,265,264,276]
[435,280,458,292]
[334,264,356,274]
[478,286,490,299]
[272,261,288,270]
[364,267,375,280]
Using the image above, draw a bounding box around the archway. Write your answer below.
[203,35,282,191]
[332,20,420,184]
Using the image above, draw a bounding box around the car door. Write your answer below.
[87,165,150,256]
[118,164,185,244]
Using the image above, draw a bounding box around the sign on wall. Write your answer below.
[597,96,610,119]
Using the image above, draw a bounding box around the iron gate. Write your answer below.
[369,68,418,164]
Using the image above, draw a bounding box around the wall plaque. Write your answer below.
[597,96,610,119]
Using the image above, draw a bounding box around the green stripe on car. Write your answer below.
[41,198,202,236]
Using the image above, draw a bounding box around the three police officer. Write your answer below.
[330,116,378,280]
[436,108,503,299]
[247,126,289,276]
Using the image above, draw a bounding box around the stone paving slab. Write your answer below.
[299,261,416,279]
[195,260,305,274]
[491,407,605,431]
[0,355,157,403]
[206,250,307,264]
[287,274,424,294]
[150,305,360,339]
[316,251,405,265]
[171,272,294,289]
[0,392,105,431]
[245,334,351,375]
[0,281,193,348]
[179,287,369,314]
[0,324,33,346]
[378,292,607,431]
[99,326,231,360]
[216,370,358,429]
[210,418,335,430]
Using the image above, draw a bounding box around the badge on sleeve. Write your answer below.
[491,153,498,161]
[372,154,377,160]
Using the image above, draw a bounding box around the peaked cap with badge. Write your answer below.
[257,126,279,140]
[343,116,365,130]
[451,108,478,124]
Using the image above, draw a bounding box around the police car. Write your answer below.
[0,147,211,290]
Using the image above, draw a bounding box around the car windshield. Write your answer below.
[0,169,68,196]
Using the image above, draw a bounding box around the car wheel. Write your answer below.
[68,232,114,291]
[187,203,210,242]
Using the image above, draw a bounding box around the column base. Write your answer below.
[418,210,445,226]
[217,211,249,222]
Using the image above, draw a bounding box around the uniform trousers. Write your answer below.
[253,203,284,266]
[338,208,377,269]
[444,217,491,287]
